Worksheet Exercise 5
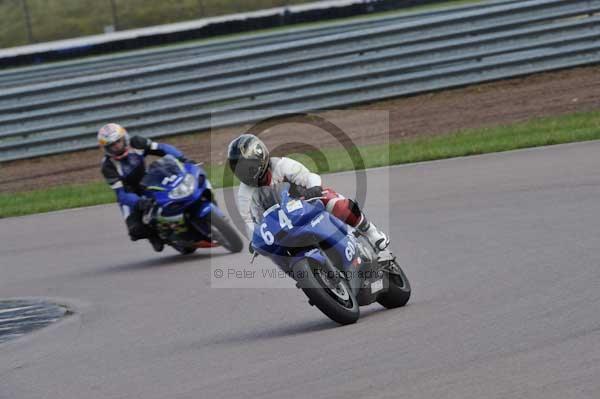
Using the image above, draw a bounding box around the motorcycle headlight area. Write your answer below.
[169,174,196,199]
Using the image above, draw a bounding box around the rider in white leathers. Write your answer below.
[227,134,390,252]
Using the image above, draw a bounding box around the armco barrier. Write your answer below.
[0,0,598,162]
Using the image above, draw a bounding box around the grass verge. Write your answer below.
[1,0,483,50]
[1,109,599,218]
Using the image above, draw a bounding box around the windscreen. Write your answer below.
[140,155,182,188]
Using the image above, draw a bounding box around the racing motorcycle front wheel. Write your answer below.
[293,259,360,325]
[377,260,411,309]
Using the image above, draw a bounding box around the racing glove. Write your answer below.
[303,186,324,200]
[179,156,198,165]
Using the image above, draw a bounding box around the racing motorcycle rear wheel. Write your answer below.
[173,245,197,255]
[294,259,360,325]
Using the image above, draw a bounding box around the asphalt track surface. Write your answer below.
[1,141,600,398]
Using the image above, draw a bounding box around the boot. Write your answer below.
[357,218,389,252]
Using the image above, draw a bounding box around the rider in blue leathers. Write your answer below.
[98,123,188,251]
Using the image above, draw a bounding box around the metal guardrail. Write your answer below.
[0,0,599,162]
[0,0,522,90]
[0,0,522,89]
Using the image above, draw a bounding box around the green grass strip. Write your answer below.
[0,0,484,50]
[2,110,599,218]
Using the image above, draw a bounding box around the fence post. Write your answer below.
[197,0,205,17]
[109,0,120,30]
[20,0,34,43]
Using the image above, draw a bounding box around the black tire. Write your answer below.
[377,261,411,309]
[294,259,360,325]
[209,210,244,253]
[174,246,197,255]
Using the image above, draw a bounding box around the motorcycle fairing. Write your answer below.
[252,188,356,274]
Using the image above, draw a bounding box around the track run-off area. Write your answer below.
[1,142,600,398]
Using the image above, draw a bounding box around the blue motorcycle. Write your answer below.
[140,155,243,254]
[251,183,410,325]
